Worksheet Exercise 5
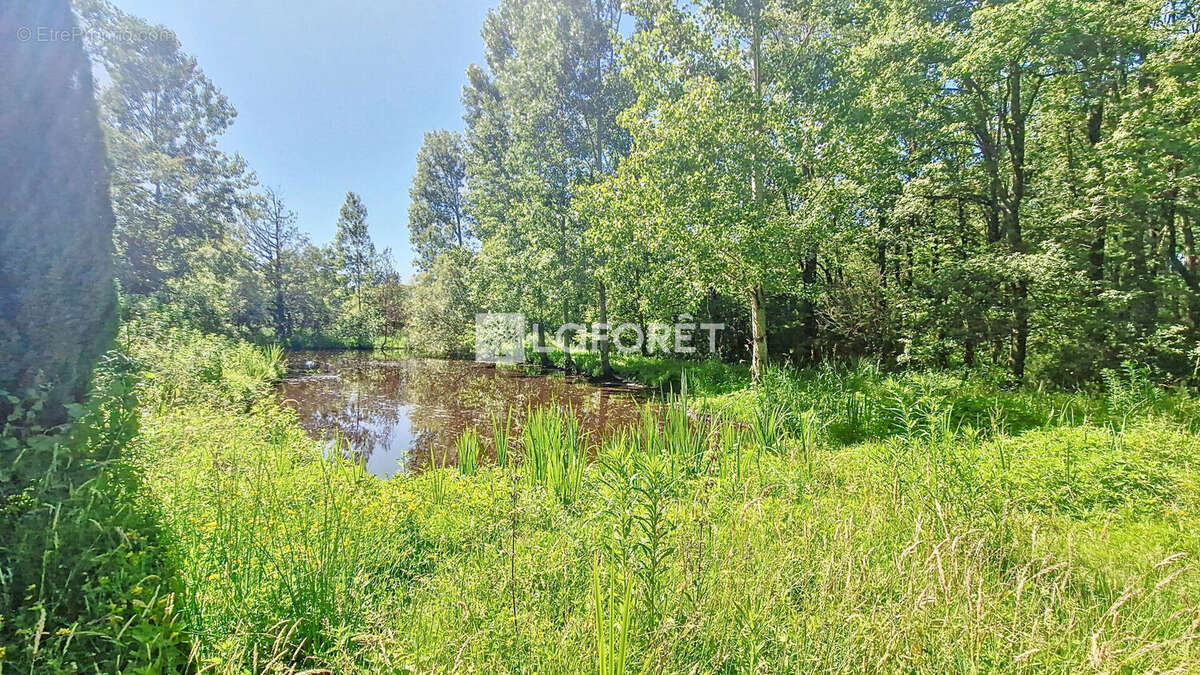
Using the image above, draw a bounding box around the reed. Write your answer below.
[427,450,448,503]
[491,408,514,468]
[456,426,481,476]
[749,403,787,455]
[715,418,754,482]
[521,406,587,504]
[793,408,822,475]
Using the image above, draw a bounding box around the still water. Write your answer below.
[279,351,647,478]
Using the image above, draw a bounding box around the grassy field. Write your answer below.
[4,327,1200,672]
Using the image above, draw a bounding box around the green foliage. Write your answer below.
[405,0,1200,386]
[77,0,254,300]
[591,554,632,675]
[75,2,405,351]
[406,248,476,357]
[138,406,430,667]
[0,355,188,673]
[491,409,514,469]
[19,0,1200,670]
[1102,361,1166,421]
[409,130,473,273]
[120,318,284,411]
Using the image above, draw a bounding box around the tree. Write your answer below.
[458,0,630,375]
[596,0,816,381]
[0,0,117,421]
[76,0,254,300]
[409,130,472,271]
[408,249,477,356]
[334,191,378,301]
[244,187,299,339]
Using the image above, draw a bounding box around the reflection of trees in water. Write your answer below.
[280,354,646,475]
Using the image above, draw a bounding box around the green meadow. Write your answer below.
[6,325,1199,672]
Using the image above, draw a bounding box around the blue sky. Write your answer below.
[115,0,498,280]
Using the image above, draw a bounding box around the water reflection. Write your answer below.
[279,351,647,478]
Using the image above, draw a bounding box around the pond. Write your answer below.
[279,351,649,478]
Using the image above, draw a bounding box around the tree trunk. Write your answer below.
[561,299,575,375]
[597,279,612,379]
[1009,281,1029,382]
[801,255,818,362]
[748,284,768,383]
[747,2,768,385]
[535,321,550,368]
[1086,103,1106,291]
[1182,215,1200,336]
[1003,66,1031,383]
[1131,220,1155,337]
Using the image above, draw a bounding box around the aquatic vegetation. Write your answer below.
[491,409,514,468]
[748,402,788,455]
[520,406,587,504]
[456,426,481,476]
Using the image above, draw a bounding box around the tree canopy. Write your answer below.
[402,0,1200,385]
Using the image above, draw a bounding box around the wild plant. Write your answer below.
[628,444,677,631]
[595,432,678,635]
[749,403,787,455]
[642,381,709,478]
[521,406,587,504]
[840,390,871,441]
[793,408,823,475]
[662,399,706,476]
[715,418,754,483]
[456,426,481,476]
[426,450,448,504]
[1102,360,1162,423]
[592,554,633,675]
[491,408,514,468]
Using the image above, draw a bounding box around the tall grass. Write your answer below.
[491,409,514,468]
[521,406,587,503]
[456,427,481,476]
[749,403,787,454]
[714,415,755,482]
[106,321,1200,672]
[592,555,632,674]
[0,358,189,672]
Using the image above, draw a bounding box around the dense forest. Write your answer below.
[407,0,1200,385]
[50,0,1200,386]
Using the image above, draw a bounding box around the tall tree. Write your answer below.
[334,191,377,302]
[462,0,630,374]
[76,0,254,299]
[409,130,473,271]
[598,0,817,381]
[244,187,298,339]
[0,0,117,421]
